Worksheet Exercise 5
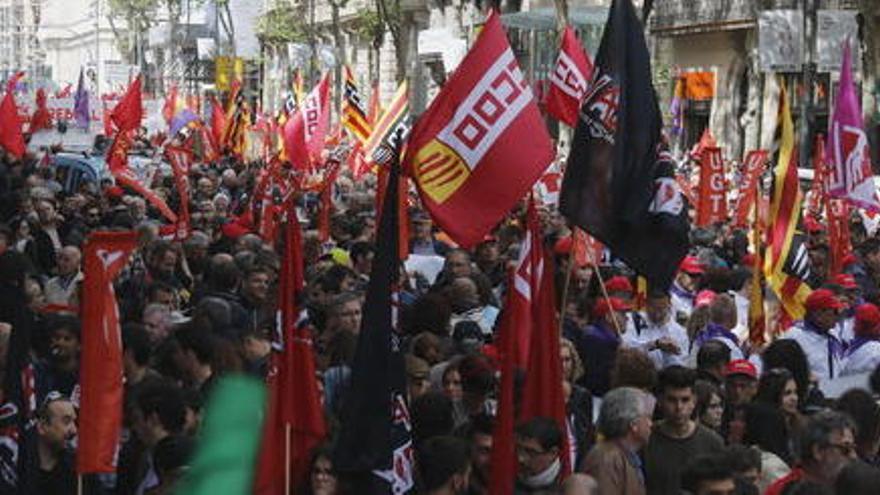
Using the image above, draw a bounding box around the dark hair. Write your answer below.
[175,324,216,366]
[610,348,657,391]
[694,380,723,423]
[134,379,186,434]
[411,392,454,445]
[122,323,153,366]
[45,314,81,340]
[458,354,494,397]
[153,434,192,476]
[146,281,175,301]
[858,238,880,258]
[834,461,880,495]
[205,255,240,292]
[681,453,734,493]
[404,293,452,337]
[516,417,562,452]
[349,241,374,264]
[723,444,761,474]
[456,412,494,440]
[835,389,880,459]
[756,368,795,409]
[798,410,856,464]
[417,436,471,491]
[762,339,812,406]
[696,340,731,370]
[744,403,794,464]
[656,365,696,395]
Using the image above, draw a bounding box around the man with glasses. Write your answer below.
[515,417,564,493]
[19,393,80,493]
[765,410,858,494]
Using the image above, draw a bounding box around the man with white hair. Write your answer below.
[582,387,655,495]
[44,246,82,309]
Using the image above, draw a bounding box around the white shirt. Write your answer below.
[670,283,694,323]
[622,313,690,369]
[782,323,845,382]
[835,317,855,346]
[840,340,880,377]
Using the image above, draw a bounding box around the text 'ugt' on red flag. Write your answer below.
[405,11,555,248]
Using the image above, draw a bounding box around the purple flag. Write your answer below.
[827,39,880,211]
[73,68,90,130]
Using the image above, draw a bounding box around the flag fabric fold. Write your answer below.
[282,73,331,171]
[29,88,53,132]
[0,85,25,158]
[559,0,689,291]
[110,76,143,134]
[406,11,554,248]
[546,25,593,127]
[73,68,90,130]
[77,231,139,473]
[334,157,414,493]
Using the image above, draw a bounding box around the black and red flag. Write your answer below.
[559,0,689,291]
[334,156,414,493]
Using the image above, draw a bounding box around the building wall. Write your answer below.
[0,0,44,82]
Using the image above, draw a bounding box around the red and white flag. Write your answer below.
[732,149,768,227]
[282,73,331,171]
[406,11,555,247]
[545,25,593,127]
[696,146,726,226]
[77,231,139,474]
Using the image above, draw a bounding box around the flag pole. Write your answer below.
[77,474,83,495]
[583,243,622,334]
[285,423,291,494]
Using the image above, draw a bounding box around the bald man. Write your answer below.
[44,246,82,308]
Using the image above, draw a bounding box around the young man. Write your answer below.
[515,417,564,493]
[680,453,737,495]
[131,380,188,495]
[417,436,471,495]
[644,366,724,495]
[582,387,655,495]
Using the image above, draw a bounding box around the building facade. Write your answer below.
[0,0,46,84]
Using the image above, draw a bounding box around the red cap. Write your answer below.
[833,273,859,290]
[842,253,859,268]
[804,216,823,233]
[695,289,717,308]
[805,288,844,312]
[855,303,880,338]
[479,234,498,244]
[679,255,705,275]
[594,297,632,318]
[554,236,572,255]
[221,221,249,239]
[606,276,633,294]
[741,253,756,267]
[725,359,758,380]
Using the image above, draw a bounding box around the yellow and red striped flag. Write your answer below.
[341,65,372,143]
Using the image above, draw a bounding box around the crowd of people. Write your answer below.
[1,133,880,495]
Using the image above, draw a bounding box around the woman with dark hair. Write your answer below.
[835,388,880,465]
[694,380,724,433]
[743,404,793,491]
[755,368,804,435]
[303,444,337,495]
[761,339,825,411]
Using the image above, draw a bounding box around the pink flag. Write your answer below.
[282,74,330,171]
[828,39,880,211]
[545,25,593,127]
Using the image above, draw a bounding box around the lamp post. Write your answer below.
[800,0,818,169]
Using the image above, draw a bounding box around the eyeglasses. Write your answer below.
[516,444,548,458]
[825,442,857,457]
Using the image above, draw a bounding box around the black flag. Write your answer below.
[559,0,689,291]
[333,157,414,493]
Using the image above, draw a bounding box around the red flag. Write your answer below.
[102,100,116,137]
[77,230,139,473]
[690,128,717,162]
[254,200,326,494]
[733,150,768,227]
[317,162,340,242]
[696,146,726,226]
[110,77,143,133]
[107,131,132,174]
[29,88,53,132]
[56,83,73,98]
[162,85,178,123]
[0,89,25,158]
[815,136,853,276]
[108,132,178,223]
[282,73,331,171]
[545,25,593,127]
[166,146,193,240]
[406,12,555,247]
[209,94,227,147]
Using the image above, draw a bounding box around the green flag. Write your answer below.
[175,375,266,495]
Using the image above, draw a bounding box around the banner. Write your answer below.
[696,146,726,226]
[733,149,768,226]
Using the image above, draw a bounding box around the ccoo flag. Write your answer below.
[559,0,689,291]
[405,11,555,248]
[545,25,593,127]
[827,39,880,212]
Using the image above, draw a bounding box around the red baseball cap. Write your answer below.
[554,236,572,255]
[804,288,844,312]
[725,359,758,380]
[606,276,633,294]
[833,273,859,291]
[593,297,632,318]
[695,289,717,308]
[842,253,859,268]
[855,303,880,338]
[679,255,705,275]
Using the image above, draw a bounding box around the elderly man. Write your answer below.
[44,246,82,309]
[765,411,857,494]
[582,387,655,495]
[782,288,845,382]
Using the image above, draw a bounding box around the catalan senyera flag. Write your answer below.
[342,65,372,143]
[405,11,555,248]
[364,81,410,166]
[764,82,812,322]
[222,81,250,158]
[748,182,767,346]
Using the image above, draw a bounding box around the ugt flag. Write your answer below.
[545,25,593,127]
[559,0,689,291]
[827,39,880,212]
[405,11,555,248]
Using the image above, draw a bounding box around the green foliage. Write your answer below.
[354,7,385,43]
[256,7,307,46]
